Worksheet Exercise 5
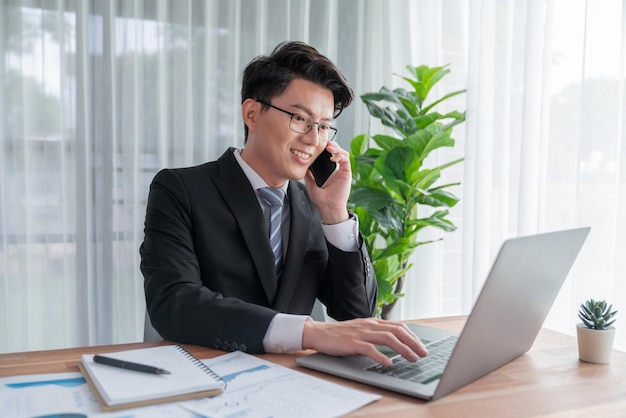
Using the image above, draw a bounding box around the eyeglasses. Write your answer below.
[256,100,337,142]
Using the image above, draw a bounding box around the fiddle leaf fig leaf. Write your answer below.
[349,64,465,319]
[350,133,369,156]
[373,134,404,151]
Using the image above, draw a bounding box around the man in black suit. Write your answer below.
[140,41,427,366]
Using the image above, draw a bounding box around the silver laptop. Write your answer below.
[296,227,590,401]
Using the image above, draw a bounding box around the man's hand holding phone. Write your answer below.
[305,142,352,225]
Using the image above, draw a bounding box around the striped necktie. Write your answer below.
[258,187,286,278]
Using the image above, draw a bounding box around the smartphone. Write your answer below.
[309,149,339,188]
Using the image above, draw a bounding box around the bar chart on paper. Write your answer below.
[180,351,381,418]
[219,357,272,384]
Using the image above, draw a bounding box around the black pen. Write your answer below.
[93,354,171,375]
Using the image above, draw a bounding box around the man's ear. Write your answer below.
[241,98,259,132]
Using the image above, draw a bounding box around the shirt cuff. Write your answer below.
[263,313,310,353]
[321,212,359,252]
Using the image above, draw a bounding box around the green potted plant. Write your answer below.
[576,299,618,363]
[349,65,466,319]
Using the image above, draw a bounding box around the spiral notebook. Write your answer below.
[79,345,225,412]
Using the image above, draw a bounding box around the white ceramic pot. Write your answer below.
[576,323,616,364]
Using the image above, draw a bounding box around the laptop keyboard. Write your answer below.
[366,335,458,384]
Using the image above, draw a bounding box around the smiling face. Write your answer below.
[241,78,334,187]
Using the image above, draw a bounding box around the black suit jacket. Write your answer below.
[140,148,376,353]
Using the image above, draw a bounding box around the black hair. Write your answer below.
[241,41,354,140]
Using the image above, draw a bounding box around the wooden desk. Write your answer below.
[1,316,625,417]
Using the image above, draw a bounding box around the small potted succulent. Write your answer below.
[576,299,618,363]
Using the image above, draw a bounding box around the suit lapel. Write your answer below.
[213,149,278,304]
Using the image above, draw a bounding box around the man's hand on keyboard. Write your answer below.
[302,317,428,367]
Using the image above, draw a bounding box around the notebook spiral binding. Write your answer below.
[175,345,226,389]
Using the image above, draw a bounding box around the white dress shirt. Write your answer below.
[233,149,359,352]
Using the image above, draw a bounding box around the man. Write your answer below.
[140,41,426,366]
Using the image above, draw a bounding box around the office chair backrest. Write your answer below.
[311,299,326,322]
[143,312,164,342]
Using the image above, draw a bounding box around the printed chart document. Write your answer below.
[181,351,381,418]
[0,372,201,418]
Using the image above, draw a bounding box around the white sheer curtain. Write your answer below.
[398,0,626,352]
[1,0,624,354]
[0,0,412,353]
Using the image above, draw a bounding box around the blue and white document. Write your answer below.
[1,352,379,418]
[181,351,381,418]
[0,372,201,418]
